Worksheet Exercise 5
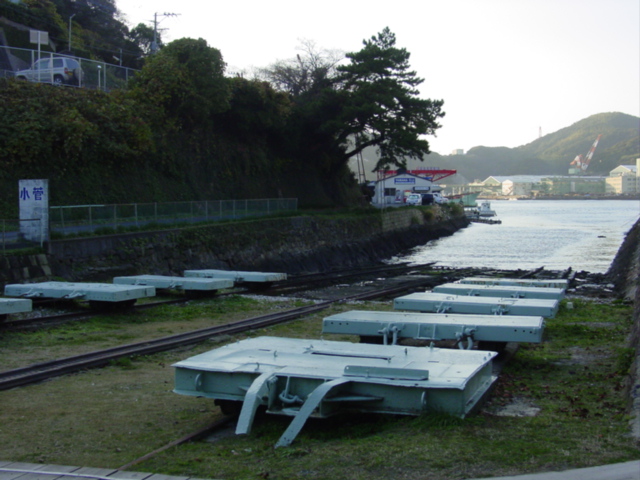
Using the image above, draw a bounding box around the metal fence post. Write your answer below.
[29,198,296,243]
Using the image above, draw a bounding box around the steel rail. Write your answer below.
[0,263,432,331]
[117,415,237,471]
[0,298,190,331]
[0,278,434,391]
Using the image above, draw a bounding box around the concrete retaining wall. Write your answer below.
[0,207,467,286]
[608,218,640,433]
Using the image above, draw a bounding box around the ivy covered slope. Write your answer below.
[0,39,353,215]
[0,28,446,216]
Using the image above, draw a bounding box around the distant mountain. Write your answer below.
[351,112,639,182]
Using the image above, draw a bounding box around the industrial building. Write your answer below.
[605,161,639,194]
[470,163,639,198]
[371,170,455,205]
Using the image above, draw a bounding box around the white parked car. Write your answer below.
[15,57,82,86]
[406,193,422,205]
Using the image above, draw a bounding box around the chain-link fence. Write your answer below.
[49,198,298,237]
[0,218,44,253]
[0,46,137,91]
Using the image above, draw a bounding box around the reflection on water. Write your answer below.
[387,200,639,273]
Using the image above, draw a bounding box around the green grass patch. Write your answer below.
[0,295,637,479]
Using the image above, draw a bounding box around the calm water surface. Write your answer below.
[388,200,639,273]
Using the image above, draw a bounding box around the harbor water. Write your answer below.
[387,199,640,273]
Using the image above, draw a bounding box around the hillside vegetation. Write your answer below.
[0,2,446,217]
[354,112,639,182]
[1,1,637,216]
[0,0,154,68]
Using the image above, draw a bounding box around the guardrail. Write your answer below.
[0,46,137,91]
[49,198,299,236]
[0,199,298,252]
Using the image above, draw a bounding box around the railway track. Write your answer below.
[0,264,574,391]
[0,264,577,466]
[1,262,570,332]
[0,297,190,331]
[0,277,436,391]
[0,262,450,332]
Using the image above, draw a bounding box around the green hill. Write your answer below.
[352,112,639,182]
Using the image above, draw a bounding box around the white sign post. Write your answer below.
[29,29,49,62]
[19,179,49,245]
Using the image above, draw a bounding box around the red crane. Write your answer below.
[569,134,602,173]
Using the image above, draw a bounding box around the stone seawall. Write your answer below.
[0,207,467,286]
[608,218,640,433]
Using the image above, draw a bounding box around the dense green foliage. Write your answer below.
[130,38,230,127]
[261,29,445,175]
[0,71,348,216]
[334,28,444,170]
[1,2,447,218]
[0,0,155,67]
[0,79,156,214]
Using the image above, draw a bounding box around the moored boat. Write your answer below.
[477,200,497,217]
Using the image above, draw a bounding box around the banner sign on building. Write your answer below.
[394,178,416,184]
[19,179,49,244]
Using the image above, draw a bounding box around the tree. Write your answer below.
[127,23,157,57]
[221,77,291,136]
[260,39,343,97]
[263,29,445,174]
[334,27,445,170]
[129,38,230,128]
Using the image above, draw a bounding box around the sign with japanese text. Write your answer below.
[394,177,416,184]
[19,179,49,244]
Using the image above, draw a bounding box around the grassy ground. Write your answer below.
[0,293,638,480]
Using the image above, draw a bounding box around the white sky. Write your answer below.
[116,0,640,155]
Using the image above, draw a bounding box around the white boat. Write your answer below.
[477,200,497,217]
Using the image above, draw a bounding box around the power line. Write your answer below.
[150,12,179,54]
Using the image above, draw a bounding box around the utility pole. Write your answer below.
[151,12,179,54]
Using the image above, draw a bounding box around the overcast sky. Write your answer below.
[116,0,639,155]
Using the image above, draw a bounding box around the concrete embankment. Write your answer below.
[0,207,467,287]
[608,218,640,437]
